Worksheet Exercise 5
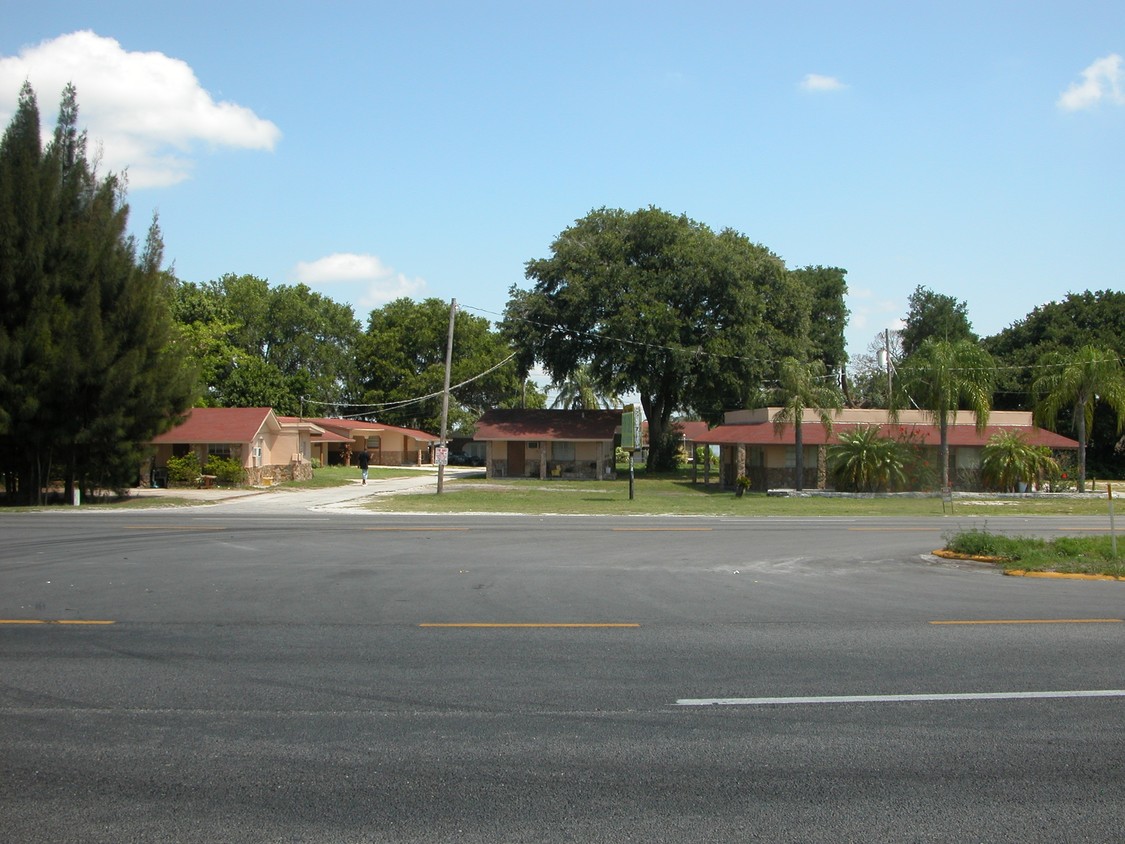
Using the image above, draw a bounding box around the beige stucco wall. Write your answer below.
[723,407,1034,428]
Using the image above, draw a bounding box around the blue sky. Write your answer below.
[2,1,1123,365]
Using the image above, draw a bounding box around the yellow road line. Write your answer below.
[364,527,469,532]
[611,528,712,532]
[0,619,116,625]
[930,618,1122,625]
[420,622,640,628]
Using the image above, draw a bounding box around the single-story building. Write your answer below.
[696,407,1080,491]
[149,407,336,486]
[473,409,622,479]
[306,418,439,467]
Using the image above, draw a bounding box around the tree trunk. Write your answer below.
[1076,401,1087,493]
[640,394,672,472]
[939,416,950,490]
[794,420,804,491]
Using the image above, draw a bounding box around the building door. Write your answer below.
[507,441,525,477]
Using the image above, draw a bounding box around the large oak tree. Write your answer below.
[503,207,828,471]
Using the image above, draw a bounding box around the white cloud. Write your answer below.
[0,31,280,187]
[1057,53,1125,111]
[294,252,428,310]
[800,73,847,93]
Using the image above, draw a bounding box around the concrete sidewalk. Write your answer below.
[122,467,484,513]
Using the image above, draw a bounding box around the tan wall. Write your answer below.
[723,407,1035,428]
[264,430,302,466]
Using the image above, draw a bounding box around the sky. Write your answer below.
[2,1,1123,367]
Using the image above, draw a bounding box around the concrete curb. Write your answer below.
[931,549,1125,581]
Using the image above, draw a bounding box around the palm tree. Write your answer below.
[899,338,995,490]
[769,357,843,491]
[980,431,1060,492]
[1032,345,1125,492]
[829,425,907,492]
[549,364,619,410]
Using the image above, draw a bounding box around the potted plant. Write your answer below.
[735,474,751,497]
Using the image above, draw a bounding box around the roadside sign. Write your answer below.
[435,446,449,467]
[621,404,639,451]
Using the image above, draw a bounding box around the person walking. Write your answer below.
[356,448,370,484]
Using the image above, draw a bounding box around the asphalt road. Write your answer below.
[2,507,1122,842]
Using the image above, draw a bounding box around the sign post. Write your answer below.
[1110,485,1118,561]
[621,405,638,500]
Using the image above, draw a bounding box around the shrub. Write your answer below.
[165,452,201,484]
[981,431,1060,492]
[943,528,1039,560]
[204,455,245,486]
[828,426,906,492]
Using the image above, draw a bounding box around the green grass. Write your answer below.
[943,528,1124,577]
[364,471,1121,518]
[279,465,432,489]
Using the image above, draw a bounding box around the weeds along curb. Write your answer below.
[932,549,1125,581]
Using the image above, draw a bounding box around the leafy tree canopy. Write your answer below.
[170,275,362,415]
[900,285,976,357]
[503,207,836,470]
[791,266,849,374]
[984,290,1125,476]
[356,298,543,435]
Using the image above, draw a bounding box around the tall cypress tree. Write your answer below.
[0,83,59,501]
[0,84,194,503]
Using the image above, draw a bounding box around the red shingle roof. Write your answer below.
[308,418,439,443]
[474,409,622,441]
[151,407,276,444]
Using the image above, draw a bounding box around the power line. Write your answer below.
[302,352,519,418]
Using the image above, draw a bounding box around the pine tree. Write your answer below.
[0,84,195,503]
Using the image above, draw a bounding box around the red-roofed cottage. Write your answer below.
[149,407,341,485]
[696,407,1079,491]
[306,419,439,467]
[473,408,622,479]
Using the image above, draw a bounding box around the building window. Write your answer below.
[208,444,232,460]
[553,442,576,461]
[527,441,540,450]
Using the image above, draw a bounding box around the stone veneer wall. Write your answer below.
[245,462,314,486]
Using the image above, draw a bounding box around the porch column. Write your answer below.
[736,444,746,485]
[817,444,827,490]
[540,442,548,480]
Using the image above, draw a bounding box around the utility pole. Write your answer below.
[877,329,893,405]
[437,298,456,494]
[885,328,893,400]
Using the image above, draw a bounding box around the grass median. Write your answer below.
[941,527,1124,578]
[363,471,1121,518]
